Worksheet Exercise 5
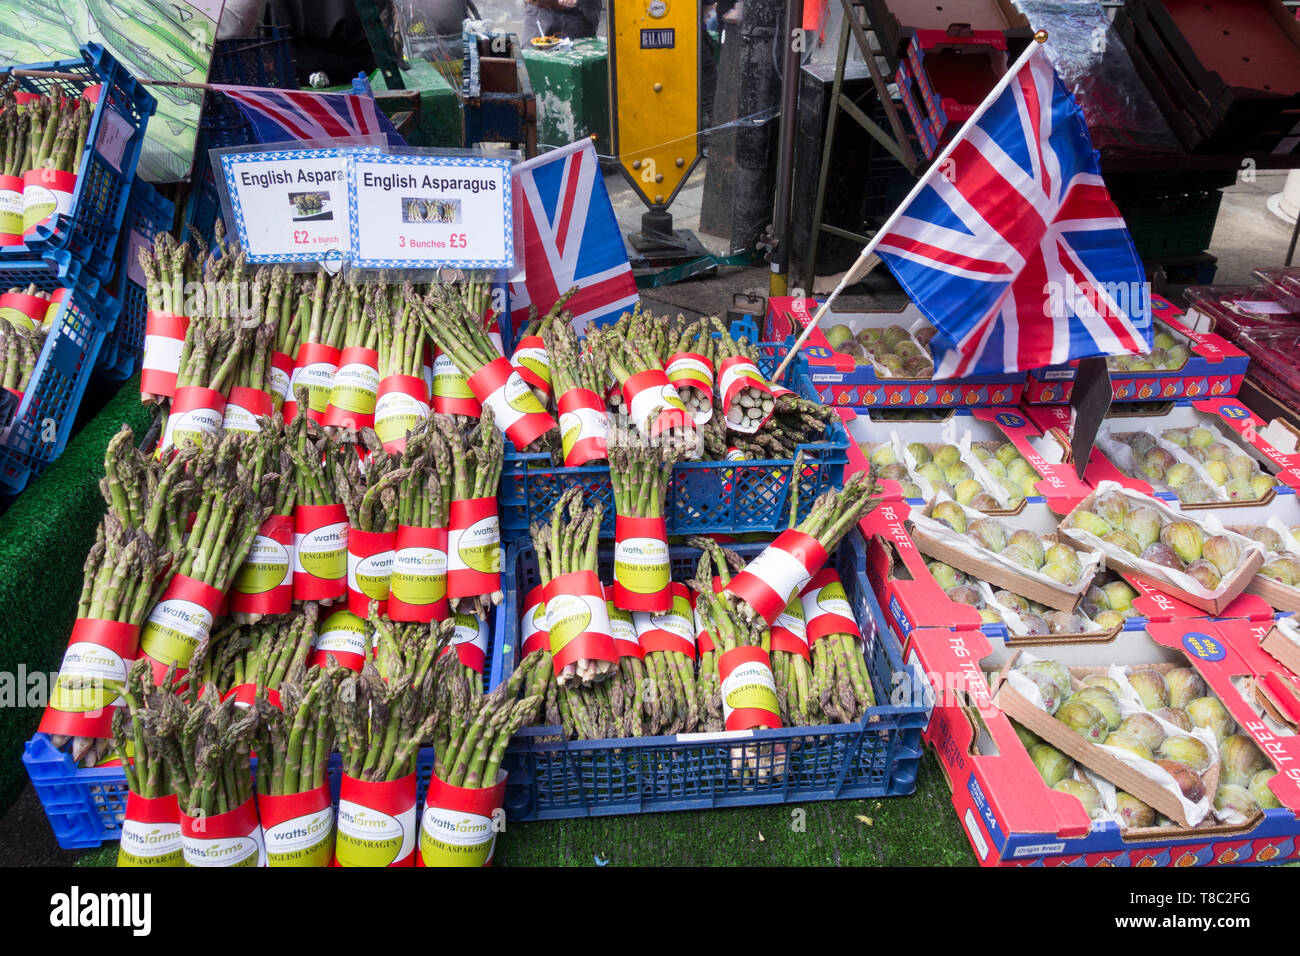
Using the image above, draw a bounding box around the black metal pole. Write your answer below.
[769,0,804,296]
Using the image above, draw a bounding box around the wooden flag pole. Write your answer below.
[771,29,1050,384]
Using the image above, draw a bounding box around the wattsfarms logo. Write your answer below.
[49,886,151,936]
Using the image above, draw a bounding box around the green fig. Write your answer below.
[1165,344,1190,368]
[1019,612,1050,636]
[953,478,984,506]
[877,463,910,482]
[969,517,1009,553]
[1029,743,1075,787]
[1116,714,1165,752]
[1057,700,1108,743]
[1219,734,1268,788]
[1187,427,1215,448]
[1116,791,1156,829]
[1124,507,1163,550]
[1214,784,1261,819]
[1042,561,1082,586]
[1157,734,1213,774]
[1224,478,1255,501]
[1235,525,1284,553]
[926,562,965,591]
[1228,455,1256,482]
[907,442,932,465]
[1104,529,1143,555]
[1162,427,1188,447]
[825,325,855,350]
[1167,674,1208,707]
[1156,707,1193,732]
[1201,535,1241,579]
[1180,480,1218,504]
[1075,686,1122,730]
[945,462,974,484]
[1082,675,1124,697]
[1167,462,1198,488]
[1092,491,1131,528]
[1186,696,1234,744]
[993,590,1030,613]
[970,446,993,463]
[1054,778,1103,817]
[1205,442,1232,462]
[1005,530,1044,567]
[917,462,945,484]
[1260,557,1300,587]
[931,501,967,535]
[1128,669,1170,711]
[995,442,1021,467]
[969,492,1001,511]
[982,458,1007,479]
[1249,770,1281,810]
[1069,511,1112,538]
[1185,559,1222,591]
[1101,580,1137,613]
[933,444,962,470]
[1044,544,1082,579]
[1106,732,1155,762]
[1000,544,1039,571]
[870,444,898,468]
[1203,459,1230,486]
[1153,331,1177,351]
[1018,660,1073,698]
[1011,720,1041,751]
[1251,474,1278,498]
[1006,459,1035,483]
[898,481,924,498]
[978,608,1002,624]
[1092,610,1126,631]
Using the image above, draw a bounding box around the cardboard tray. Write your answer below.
[1260,620,1300,681]
[992,657,1221,828]
[1059,486,1265,614]
[907,499,1097,612]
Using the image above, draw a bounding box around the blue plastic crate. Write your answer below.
[24,598,502,850]
[491,527,934,821]
[500,338,847,538]
[98,178,175,380]
[0,279,122,492]
[1,44,156,283]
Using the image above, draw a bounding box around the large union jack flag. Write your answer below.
[510,139,639,333]
[217,86,407,148]
[873,45,1151,377]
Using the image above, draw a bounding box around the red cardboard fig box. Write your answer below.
[907,621,1300,866]
[844,406,1093,516]
[1023,297,1248,404]
[764,297,1024,409]
[1026,397,1300,503]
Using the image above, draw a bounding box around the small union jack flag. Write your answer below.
[510,139,639,333]
[873,44,1151,377]
[217,86,407,148]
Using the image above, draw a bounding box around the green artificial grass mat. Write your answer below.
[0,375,154,811]
[69,751,976,867]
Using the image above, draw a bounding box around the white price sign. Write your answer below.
[347,154,513,270]
[220,147,374,264]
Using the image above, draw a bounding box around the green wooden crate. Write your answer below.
[522,39,611,156]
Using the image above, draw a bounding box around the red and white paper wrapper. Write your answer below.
[374,374,430,454]
[419,772,506,867]
[557,387,610,466]
[467,356,557,450]
[771,594,810,660]
[222,385,273,434]
[718,355,774,434]
[293,503,348,601]
[22,167,75,237]
[633,582,696,659]
[117,792,183,867]
[258,784,335,867]
[38,618,137,738]
[269,349,294,411]
[447,611,489,674]
[43,286,68,329]
[161,385,225,453]
[606,584,641,659]
[388,525,448,622]
[799,568,862,644]
[335,773,417,867]
[0,290,48,329]
[309,607,369,672]
[447,496,500,601]
[621,368,693,438]
[180,796,265,867]
[432,349,480,417]
[0,173,23,246]
[221,684,281,711]
[613,514,671,612]
[347,527,395,617]
[286,341,339,424]
[510,334,551,402]
[141,311,191,399]
[521,585,550,655]
[324,345,380,429]
[231,514,294,617]
[724,529,827,628]
[719,646,782,731]
[138,574,224,682]
[665,351,715,424]
[544,570,618,672]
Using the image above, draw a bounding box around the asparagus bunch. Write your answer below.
[111,660,181,798]
[725,471,880,631]
[21,86,91,178]
[543,314,609,464]
[334,659,439,783]
[298,267,349,352]
[230,427,297,623]
[434,650,546,787]
[438,409,504,615]
[370,609,453,688]
[254,664,336,798]
[163,681,260,819]
[190,605,320,694]
[377,280,427,382]
[809,612,876,724]
[1,321,44,395]
[0,93,27,181]
[528,488,614,687]
[335,438,408,533]
[608,426,679,531]
[394,414,451,529]
[283,398,345,513]
[228,267,278,396]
